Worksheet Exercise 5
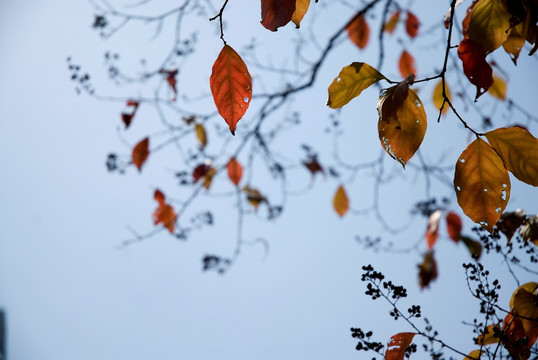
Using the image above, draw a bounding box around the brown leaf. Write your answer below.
[132,137,149,172]
[346,14,370,49]
[454,138,510,232]
[385,332,416,360]
[418,251,437,289]
[405,11,419,38]
[291,0,310,28]
[333,185,349,217]
[446,212,462,242]
[260,0,296,31]
[159,69,178,101]
[383,11,400,34]
[398,50,416,78]
[498,209,526,242]
[520,215,538,245]
[122,100,139,128]
[210,45,252,135]
[227,157,243,186]
[458,38,493,100]
[425,209,442,249]
[303,157,324,177]
[152,189,177,233]
[243,186,268,210]
[460,235,483,259]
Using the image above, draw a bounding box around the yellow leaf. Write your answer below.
[327,62,385,109]
[378,88,427,167]
[432,80,450,115]
[485,127,538,186]
[203,167,216,190]
[476,324,501,345]
[468,0,511,52]
[333,185,349,217]
[464,350,483,359]
[291,0,310,28]
[454,138,510,232]
[488,74,506,100]
[509,282,538,309]
[502,27,525,65]
[195,123,207,148]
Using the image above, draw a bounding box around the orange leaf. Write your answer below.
[152,189,177,233]
[291,0,310,28]
[333,185,349,217]
[458,38,493,101]
[132,137,149,172]
[227,157,243,186]
[464,350,483,359]
[383,11,400,34]
[485,127,538,186]
[454,137,510,232]
[488,74,506,100]
[377,87,427,167]
[210,45,252,135]
[446,212,462,242]
[346,14,370,49]
[418,251,438,289]
[385,332,416,360]
[405,11,419,38]
[260,0,296,31]
[432,80,450,115]
[398,50,416,78]
[502,311,533,360]
[195,123,207,149]
[425,209,442,249]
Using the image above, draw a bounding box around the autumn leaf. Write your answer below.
[468,0,511,52]
[210,44,252,135]
[385,332,416,360]
[132,137,149,172]
[159,69,178,101]
[454,137,510,232]
[488,74,506,100]
[418,251,437,289]
[303,157,324,177]
[291,0,310,28]
[476,324,500,345]
[260,0,296,31]
[446,212,462,242]
[192,163,212,183]
[346,14,369,49]
[377,74,414,123]
[519,214,538,245]
[203,167,216,190]
[227,157,243,186]
[327,62,385,109]
[464,350,483,359]
[460,235,483,259]
[498,209,526,242]
[502,27,525,64]
[502,311,531,360]
[425,209,441,249]
[333,185,349,217]
[458,38,493,100]
[152,189,177,233]
[383,11,400,34]
[243,186,268,210]
[485,127,538,186]
[432,80,450,115]
[377,87,427,167]
[195,123,207,149]
[405,11,419,38]
[398,50,416,78]
[509,282,538,309]
[122,100,139,128]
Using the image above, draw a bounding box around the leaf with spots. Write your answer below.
[485,127,538,186]
[385,332,416,360]
[454,137,510,232]
[291,0,310,28]
[326,62,386,109]
[458,38,493,100]
[333,185,349,217]
[132,137,149,172]
[210,44,252,135]
[377,87,427,167]
[346,14,369,49]
[260,0,296,31]
[432,80,450,115]
[227,157,243,186]
[468,0,511,52]
[398,50,416,78]
[152,189,177,233]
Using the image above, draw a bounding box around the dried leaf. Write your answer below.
[227,157,243,186]
[398,50,416,78]
[405,11,419,38]
[291,0,310,28]
[333,185,349,217]
[454,137,510,232]
[210,44,252,135]
[327,62,386,109]
[520,215,538,245]
[458,38,493,100]
[385,332,416,360]
[132,137,149,172]
[446,212,462,242]
[468,0,511,52]
[485,127,538,186]
[377,74,414,123]
[384,11,400,34]
[418,251,438,289]
[152,189,177,233]
[425,209,442,249]
[432,80,450,115]
[195,123,207,148]
[497,209,526,242]
[347,14,370,49]
[260,0,296,31]
[377,87,427,167]
[488,74,506,100]
[303,157,324,177]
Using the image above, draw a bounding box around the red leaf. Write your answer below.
[227,157,243,186]
[346,14,370,49]
[152,189,177,233]
[132,137,149,172]
[154,189,165,205]
[405,11,419,38]
[398,50,416,78]
[159,69,178,101]
[260,0,296,31]
[425,210,441,249]
[122,100,139,128]
[385,332,416,360]
[192,163,212,183]
[210,45,252,135]
[458,39,493,100]
[446,212,462,242]
[384,11,400,34]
